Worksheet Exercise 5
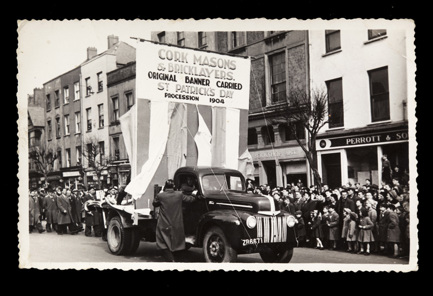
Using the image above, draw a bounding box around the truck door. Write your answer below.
[178,173,208,236]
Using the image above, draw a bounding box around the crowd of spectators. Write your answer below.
[246,166,410,259]
[28,184,130,239]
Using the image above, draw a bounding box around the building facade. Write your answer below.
[28,88,46,189]
[150,31,310,188]
[309,29,410,188]
[80,35,136,189]
[106,61,136,186]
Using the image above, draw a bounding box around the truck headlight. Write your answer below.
[246,216,257,229]
[287,215,296,228]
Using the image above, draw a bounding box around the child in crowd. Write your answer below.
[357,208,375,255]
[295,210,306,247]
[326,205,340,250]
[346,212,358,253]
[310,210,324,250]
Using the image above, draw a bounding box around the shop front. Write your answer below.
[61,168,84,190]
[250,145,309,188]
[316,123,408,187]
[85,169,109,189]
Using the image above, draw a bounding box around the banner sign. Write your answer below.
[316,129,408,150]
[136,42,251,110]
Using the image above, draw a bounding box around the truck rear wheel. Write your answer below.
[203,226,237,263]
[259,245,294,263]
[107,216,133,255]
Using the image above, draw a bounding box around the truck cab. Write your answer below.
[105,166,298,263]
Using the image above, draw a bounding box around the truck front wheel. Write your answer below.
[203,226,237,263]
[259,245,294,263]
[107,216,133,255]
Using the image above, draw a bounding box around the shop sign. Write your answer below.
[136,42,251,110]
[62,171,81,177]
[317,130,408,150]
[250,146,304,161]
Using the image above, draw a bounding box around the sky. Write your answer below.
[17,20,153,100]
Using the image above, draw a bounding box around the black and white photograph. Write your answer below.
[17,19,417,272]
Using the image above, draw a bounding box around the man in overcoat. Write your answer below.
[83,186,102,237]
[152,179,198,262]
[56,187,75,235]
[43,191,58,232]
[70,189,83,232]
[29,191,45,233]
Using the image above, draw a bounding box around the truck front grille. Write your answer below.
[256,216,287,243]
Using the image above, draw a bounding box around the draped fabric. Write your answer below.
[194,105,212,167]
[122,102,251,202]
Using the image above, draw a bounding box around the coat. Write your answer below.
[368,208,378,239]
[346,220,358,242]
[327,211,340,240]
[29,194,41,226]
[341,215,351,239]
[378,211,389,242]
[83,193,101,226]
[70,194,82,224]
[43,194,58,224]
[358,216,375,243]
[153,189,196,251]
[295,216,306,238]
[56,194,72,225]
[311,215,323,239]
[387,211,401,243]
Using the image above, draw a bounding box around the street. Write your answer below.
[25,222,410,267]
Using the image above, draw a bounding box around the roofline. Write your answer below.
[42,65,81,85]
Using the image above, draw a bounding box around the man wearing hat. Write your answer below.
[43,189,58,233]
[29,191,45,233]
[70,188,83,232]
[82,186,102,237]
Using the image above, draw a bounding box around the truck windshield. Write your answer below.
[202,174,245,194]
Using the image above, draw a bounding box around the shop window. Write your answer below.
[283,122,305,141]
[326,78,344,128]
[368,67,390,122]
[269,51,286,104]
[158,32,166,43]
[261,125,275,145]
[325,30,341,53]
[247,128,258,145]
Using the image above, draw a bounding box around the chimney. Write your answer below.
[108,35,119,49]
[87,47,97,60]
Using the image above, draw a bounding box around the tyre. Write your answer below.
[107,216,132,255]
[259,245,294,263]
[125,228,140,255]
[203,226,237,262]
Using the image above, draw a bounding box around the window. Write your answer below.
[85,77,91,96]
[158,32,166,43]
[113,137,120,160]
[177,32,185,46]
[247,128,258,145]
[64,114,70,135]
[99,141,105,165]
[326,78,344,128]
[74,82,80,100]
[65,148,71,168]
[231,32,245,48]
[269,51,286,103]
[47,120,52,140]
[261,125,275,145]
[57,149,62,168]
[283,122,305,141]
[325,30,341,53]
[98,104,104,128]
[368,29,387,40]
[97,72,103,92]
[54,90,60,108]
[112,97,119,122]
[87,143,93,166]
[75,112,81,133]
[46,94,51,110]
[369,67,390,122]
[126,92,134,110]
[198,32,207,49]
[63,86,69,104]
[86,108,92,131]
[55,117,61,138]
[76,146,82,165]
